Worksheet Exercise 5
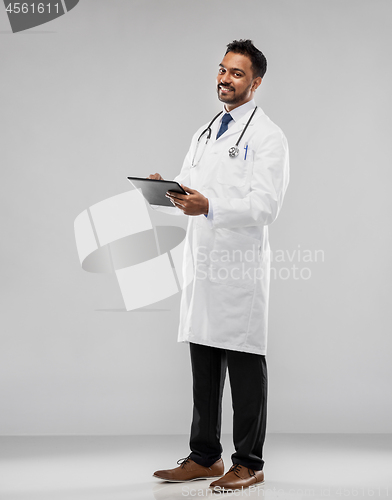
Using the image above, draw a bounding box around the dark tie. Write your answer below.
[216,113,233,139]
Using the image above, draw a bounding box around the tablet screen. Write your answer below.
[127,177,187,207]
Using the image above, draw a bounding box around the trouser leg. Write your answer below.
[189,342,227,467]
[227,350,268,471]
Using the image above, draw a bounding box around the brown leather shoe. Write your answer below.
[210,463,264,490]
[153,456,224,482]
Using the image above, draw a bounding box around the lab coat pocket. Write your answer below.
[216,154,252,187]
[207,228,260,289]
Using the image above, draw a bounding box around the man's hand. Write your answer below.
[147,173,163,180]
[166,184,209,216]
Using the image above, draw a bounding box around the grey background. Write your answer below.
[1,0,391,435]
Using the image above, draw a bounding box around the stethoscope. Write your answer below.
[192,106,258,166]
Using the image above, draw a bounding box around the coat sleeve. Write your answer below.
[209,129,289,229]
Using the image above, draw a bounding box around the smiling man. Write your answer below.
[149,40,289,491]
[218,51,258,108]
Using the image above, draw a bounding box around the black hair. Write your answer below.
[225,39,267,79]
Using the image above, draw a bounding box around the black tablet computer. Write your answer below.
[127,177,187,207]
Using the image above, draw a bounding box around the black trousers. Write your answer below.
[188,342,268,471]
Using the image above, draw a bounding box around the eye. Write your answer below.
[218,68,225,74]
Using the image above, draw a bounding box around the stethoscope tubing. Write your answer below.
[194,106,258,165]
[197,111,223,142]
[233,106,257,148]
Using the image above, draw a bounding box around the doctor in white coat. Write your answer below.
[150,40,289,491]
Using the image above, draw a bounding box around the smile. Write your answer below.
[219,85,234,93]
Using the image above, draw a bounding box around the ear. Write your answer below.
[252,77,262,92]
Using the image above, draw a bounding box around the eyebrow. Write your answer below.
[219,63,245,75]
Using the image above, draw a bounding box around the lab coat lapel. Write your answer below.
[209,120,244,154]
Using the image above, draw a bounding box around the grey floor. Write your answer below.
[0,434,391,499]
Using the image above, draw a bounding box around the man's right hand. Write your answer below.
[147,173,163,180]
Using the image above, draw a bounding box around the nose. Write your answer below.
[219,72,231,85]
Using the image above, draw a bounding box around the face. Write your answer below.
[217,52,261,111]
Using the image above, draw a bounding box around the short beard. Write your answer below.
[217,83,252,106]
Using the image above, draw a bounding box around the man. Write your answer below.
[148,39,289,491]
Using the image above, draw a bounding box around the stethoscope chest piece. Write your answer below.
[227,106,258,159]
[193,106,258,165]
[228,146,240,158]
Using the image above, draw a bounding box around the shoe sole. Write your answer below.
[210,479,265,491]
[153,474,223,483]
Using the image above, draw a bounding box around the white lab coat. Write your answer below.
[173,106,289,355]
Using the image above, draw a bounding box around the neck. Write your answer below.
[224,96,254,113]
